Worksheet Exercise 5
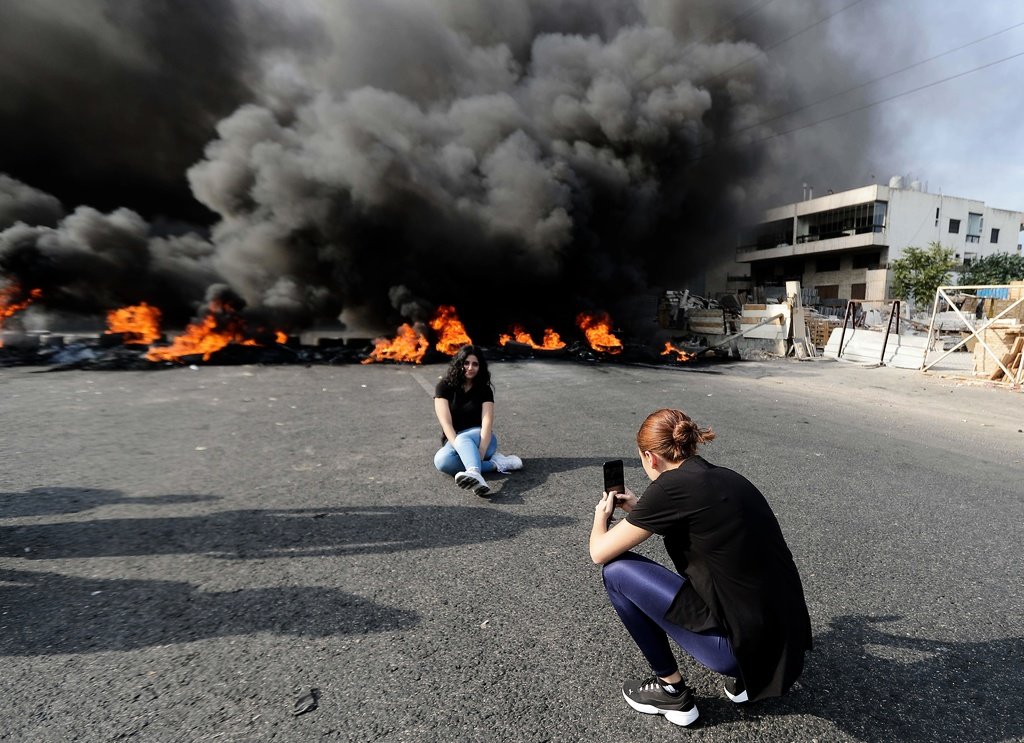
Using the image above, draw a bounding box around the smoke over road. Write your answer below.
[0,0,880,340]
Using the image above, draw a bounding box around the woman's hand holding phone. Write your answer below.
[596,486,638,520]
[595,491,617,519]
[612,487,638,513]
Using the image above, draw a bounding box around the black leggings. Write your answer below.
[602,552,738,678]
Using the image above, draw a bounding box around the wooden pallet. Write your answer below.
[989,335,1024,381]
[687,309,726,334]
[806,318,835,348]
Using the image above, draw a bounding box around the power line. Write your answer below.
[703,0,870,86]
[638,0,863,88]
[674,0,780,62]
[740,47,1024,151]
[724,19,1024,141]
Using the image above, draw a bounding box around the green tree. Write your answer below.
[889,242,957,312]
[959,253,1024,285]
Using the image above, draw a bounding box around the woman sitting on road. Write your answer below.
[589,408,812,728]
[433,344,522,496]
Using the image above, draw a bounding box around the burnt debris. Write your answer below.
[0,331,734,371]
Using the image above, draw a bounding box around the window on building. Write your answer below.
[739,217,793,251]
[815,255,840,272]
[966,212,982,243]
[873,201,887,229]
[963,252,977,267]
[816,284,839,299]
[852,251,880,269]
[948,218,960,234]
[796,201,886,243]
[850,283,866,300]
[991,228,1000,243]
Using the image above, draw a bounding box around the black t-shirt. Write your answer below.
[626,456,812,701]
[434,379,494,444]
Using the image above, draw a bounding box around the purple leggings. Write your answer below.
[602,552,739,678]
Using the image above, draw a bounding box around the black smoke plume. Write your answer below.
[0,0,881,341]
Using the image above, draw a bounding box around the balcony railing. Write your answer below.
[795,225,884,244]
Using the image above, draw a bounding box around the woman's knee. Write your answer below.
[452,430,479,447]
[434,449,457,474]
[601,553,638,588]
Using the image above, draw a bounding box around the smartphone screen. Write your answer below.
[603,459,625,495]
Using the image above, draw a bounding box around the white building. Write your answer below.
[733,178,1024,306]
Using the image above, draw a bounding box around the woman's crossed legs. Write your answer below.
[433,427,499,475]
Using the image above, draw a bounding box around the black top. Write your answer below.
[434,379,494,444]
[625,456,812,701]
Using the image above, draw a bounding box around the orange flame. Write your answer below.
[275,331,288,344]
[0,286,42,326]
[498,324,567,350]
[0,286,42,347]
[429,305,472,356]
[661,341,695,362]
[145,300,265,362]
[362,323,430,364]
[576,311,623,354]
[106,302,162,344]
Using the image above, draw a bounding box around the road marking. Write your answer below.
[409,370,437,395]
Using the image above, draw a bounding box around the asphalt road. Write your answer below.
[1,356,1021,742]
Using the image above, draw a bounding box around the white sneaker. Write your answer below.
[724,677,748,703]
[491,453,523,473]
[455,470,491,496]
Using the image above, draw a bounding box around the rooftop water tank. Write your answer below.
[888,175,904,189]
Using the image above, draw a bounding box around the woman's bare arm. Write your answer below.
[590,489,651,564]
[479,400,494,456]
[434,397,459,444]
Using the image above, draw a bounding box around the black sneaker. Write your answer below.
[724,676,748,703]
[622,676,699,727]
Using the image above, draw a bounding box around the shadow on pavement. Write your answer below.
[1,503,575,559]
[480,456,646,502]
[0,567,419,655]
[0,487,219,518]
[512,456,638,474]
[724,615,1022,742]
